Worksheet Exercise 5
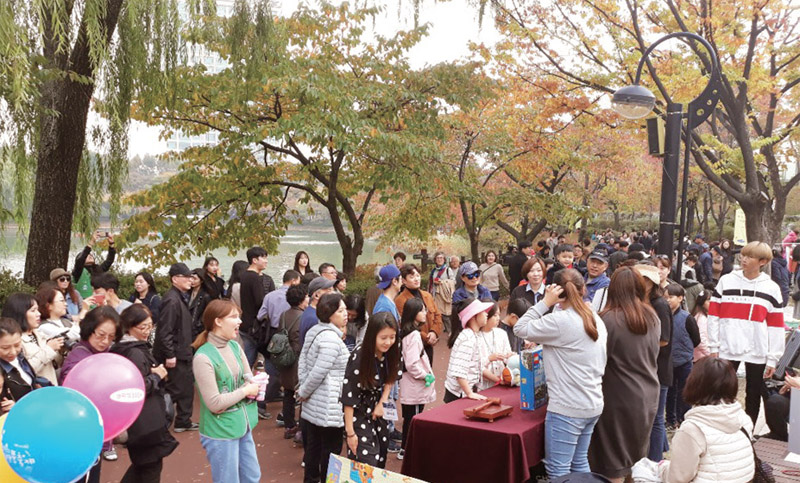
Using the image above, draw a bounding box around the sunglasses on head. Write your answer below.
[465,271,481,280]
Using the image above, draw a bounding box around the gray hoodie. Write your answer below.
[513,301,607,418]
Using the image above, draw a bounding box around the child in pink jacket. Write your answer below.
[398,297,436,460]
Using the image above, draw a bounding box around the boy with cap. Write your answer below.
[452,262,492,304]
[153,262,197,432]
[373,265,402,319]
[584,250,610,303]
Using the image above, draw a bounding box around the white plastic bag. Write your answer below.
[631,457,662,482]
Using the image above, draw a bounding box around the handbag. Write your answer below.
[739,428,775,483]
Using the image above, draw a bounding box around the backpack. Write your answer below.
[267,328,296,369]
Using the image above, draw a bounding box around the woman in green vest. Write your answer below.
[192,299,261,483]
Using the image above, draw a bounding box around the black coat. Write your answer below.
[188,288,211,339]
[0,355,47,402]
[508,253,529,289]
[110,339,178,465]
[153,287,193,362]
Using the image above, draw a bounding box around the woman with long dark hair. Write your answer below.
[588,267,660,482]
[1,293,62,386]
[398,298,435,459]
[344,293,367,349]
[202,256,226,300]
[228,260,250,308]
[510,269,607,478]
[342,311,401,468]
[189,269,211,339]
[129,271,161,328]
[634,263,674,462]
[111,304,178,482]
[294,251,314,277]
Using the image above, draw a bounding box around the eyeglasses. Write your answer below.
[465,271,481,280]
[92,332,115,343]
[57,276,70,283]
[134,324,154,332]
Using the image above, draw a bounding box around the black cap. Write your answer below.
[168,263,192,277]
[588,250,609,263]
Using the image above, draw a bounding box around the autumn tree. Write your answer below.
[123,2,486,274]
[490,0,800,245]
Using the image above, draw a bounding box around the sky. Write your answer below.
[127,0,501,156]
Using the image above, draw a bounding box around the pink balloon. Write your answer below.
[63,353,146,442]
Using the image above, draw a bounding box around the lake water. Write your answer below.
[0,227,391,281]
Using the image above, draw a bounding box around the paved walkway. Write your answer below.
[103,342,454,482]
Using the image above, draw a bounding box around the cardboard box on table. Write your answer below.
[326,454,428,483]
[519,346,547,411]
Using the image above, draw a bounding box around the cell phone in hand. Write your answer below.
[95,229,108,240]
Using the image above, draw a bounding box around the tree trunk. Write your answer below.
[24,79,95,286]
[740,198,772,245]
[613,210,620,231]
[23,0,125,286]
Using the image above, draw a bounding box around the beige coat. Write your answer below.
[21,330,59,385]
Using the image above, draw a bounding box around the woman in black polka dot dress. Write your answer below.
[341,312,402,468]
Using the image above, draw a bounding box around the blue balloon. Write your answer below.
[2,387,104,483]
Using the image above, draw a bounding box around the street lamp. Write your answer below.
[611,32,721,282]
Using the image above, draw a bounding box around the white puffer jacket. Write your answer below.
[297,323,349,428]
[659,402,755,482]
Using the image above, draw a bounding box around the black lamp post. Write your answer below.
[611,32,721,282]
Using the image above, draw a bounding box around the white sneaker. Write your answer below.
[397,449,405,460]
[103,448,118,461]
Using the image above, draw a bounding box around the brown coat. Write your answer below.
[394,289,443,346]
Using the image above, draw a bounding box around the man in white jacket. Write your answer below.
[708,241,785,425]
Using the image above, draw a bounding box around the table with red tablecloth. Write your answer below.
[400,385,546,483]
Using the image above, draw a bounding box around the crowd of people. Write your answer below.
[0,225,798,482]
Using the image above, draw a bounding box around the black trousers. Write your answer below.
[303,422,343,483]
[765,392,790,441]
[164,360,194,427]
[401,404,424,449]
[424,344,434,369]
[443,389,461,403]
[121,459,164,483]
[283,388,297,429]
[730,360,768,425]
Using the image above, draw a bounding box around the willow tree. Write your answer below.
[123,2,486,274]
[0,0,219,285]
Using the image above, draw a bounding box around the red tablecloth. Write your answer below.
[401,385,546,483]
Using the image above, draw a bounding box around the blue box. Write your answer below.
[519,346,547,410]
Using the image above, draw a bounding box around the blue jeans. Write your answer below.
[666,361,692,426]
[544,411,600,478]
[239,332,258,368]
[200,429,261,483]
[648,385,670,461]
[387,381,399,433]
